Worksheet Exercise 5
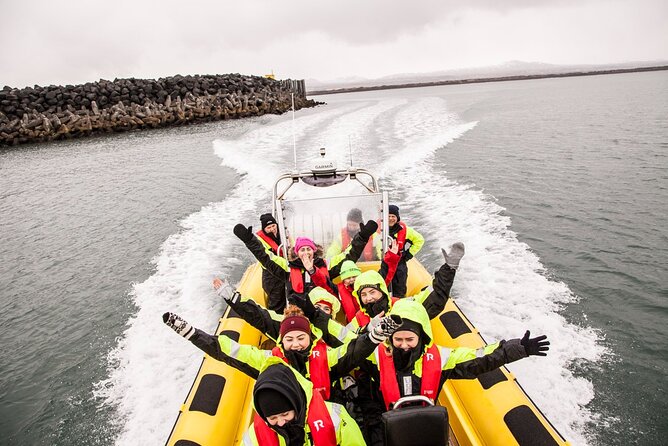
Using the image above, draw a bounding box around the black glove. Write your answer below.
[288,292,317,320]
[368,298,390,318]
[520,330,550,356]
[403,251,413,262]
[368,315,403,344]
[233,223,254,244]
[162,312,196,340]
[358,220,378,240]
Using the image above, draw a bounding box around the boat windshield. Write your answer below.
[278,193,384,263]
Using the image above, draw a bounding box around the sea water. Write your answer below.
[0,70,665,445]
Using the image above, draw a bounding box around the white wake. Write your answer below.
[98,93,602,446]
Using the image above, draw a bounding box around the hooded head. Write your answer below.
[388,298,433,371]
[353,270,391,318]
[253,361,308,440]
[255,388,294,419]
[308,287,341,318]
[389,298,433,349]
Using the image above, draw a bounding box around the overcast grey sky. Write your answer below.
[1,0,666,88]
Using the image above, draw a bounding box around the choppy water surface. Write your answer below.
[0,70,666,445]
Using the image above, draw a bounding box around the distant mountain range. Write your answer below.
[305,60,668,92]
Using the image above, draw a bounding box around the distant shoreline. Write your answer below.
[307,65,668,95]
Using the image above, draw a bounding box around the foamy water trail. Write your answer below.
[378,97,604,444]
[299,98,408,167]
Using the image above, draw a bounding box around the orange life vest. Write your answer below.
[337,282,360,323]
[390,222,408,253]
[252,388,337,446]
[377,343,442,410]
[256,230,284,256]
[272,340,331,400]
[289,264,331,294]
[341,228,375,261]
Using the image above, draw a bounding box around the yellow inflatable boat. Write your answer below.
[165,155,570,446]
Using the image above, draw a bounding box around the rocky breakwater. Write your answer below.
[0,74,319,146]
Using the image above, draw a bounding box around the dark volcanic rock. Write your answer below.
[1,73,321,146]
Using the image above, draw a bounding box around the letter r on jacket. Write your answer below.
[312,350,320,358]
[426,353,434,361]
[313,419,324,431]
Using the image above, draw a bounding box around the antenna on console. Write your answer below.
[348,135,353,167]
[291,93,297,171]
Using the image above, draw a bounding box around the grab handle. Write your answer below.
[392,395,435,409]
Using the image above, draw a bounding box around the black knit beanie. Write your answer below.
[255,388,294,416]
[388,205,400,221]
[346,208,363,223]
[260,213,278,230]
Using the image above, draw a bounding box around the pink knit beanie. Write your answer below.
[293,237,317,254]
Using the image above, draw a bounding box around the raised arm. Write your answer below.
[162,312,269,379]
[418,243,465,319]
[234,224,288,279]
[214,278,282,341]
[329,220,378,279]
[418,263,456,319]
[378,239,401,285]
[306,259,337,295]
[440,331,549,382]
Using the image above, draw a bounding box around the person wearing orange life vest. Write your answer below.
[337,261,363,322]
[326,208,380,262]
[233,220,379,297]
[162,305,402,400]
[363,298,549,445]
[386,205,425,298]
[243,358,366,446]
[255,213,288,313]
